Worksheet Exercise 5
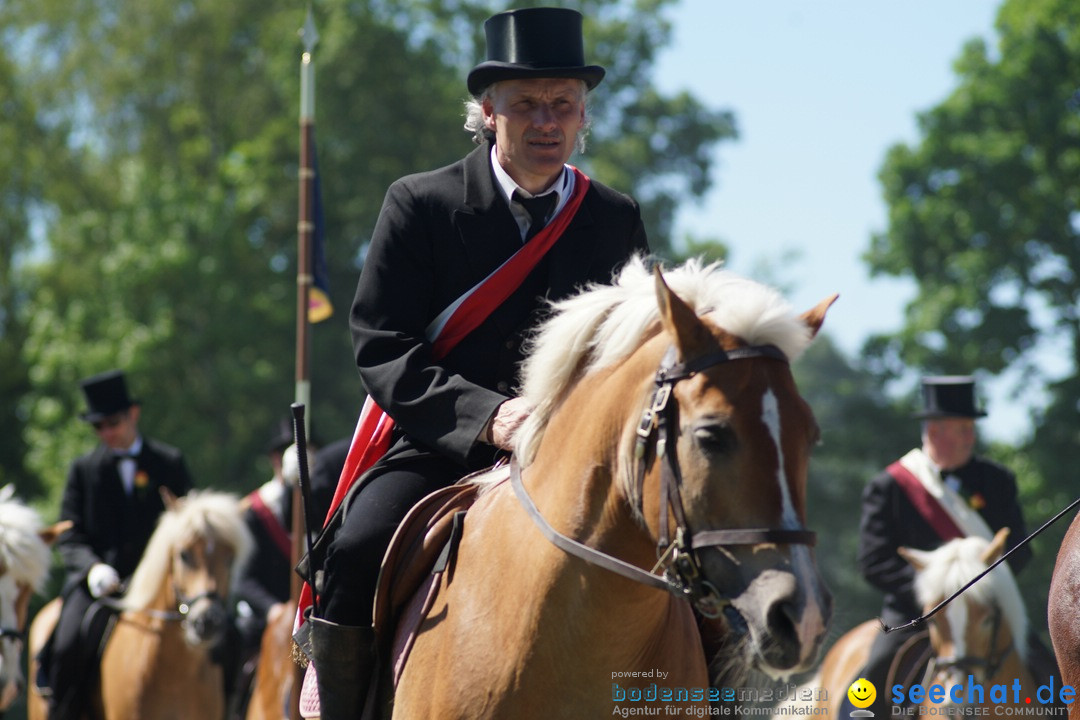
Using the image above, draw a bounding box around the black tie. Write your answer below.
[513,191,557,240]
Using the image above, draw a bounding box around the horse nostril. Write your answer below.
[186,601,227,644]
[763,599,801,669]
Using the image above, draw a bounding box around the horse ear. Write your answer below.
[159,486,179,510]
[981,528,1011,566]
[653,266,711,359]
[898,545,928,572]
[800,294,839,338]
[39,520,73,546]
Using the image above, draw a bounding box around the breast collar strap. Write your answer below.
[510,459,673,595]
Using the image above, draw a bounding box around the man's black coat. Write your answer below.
[857,454,1030,623]
[58,437,193,591]
[350,140,649,472]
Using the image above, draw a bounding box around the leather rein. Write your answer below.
[511,343,817,618]
[94,586,224,624]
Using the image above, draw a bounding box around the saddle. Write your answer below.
[373,476,484,680]
[35,592,121,710]
[298,470,494,718]
[887,629,932,689]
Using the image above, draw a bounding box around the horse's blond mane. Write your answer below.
[515,255,814,466]
[912,535,1028,661]
[122,489,253,611]
[0,488,51,591]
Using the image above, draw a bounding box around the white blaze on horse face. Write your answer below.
[946,601,968,665]
[760,388,799,529]
[761,386,828,665]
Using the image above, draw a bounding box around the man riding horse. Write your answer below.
[849,375,1045,717]
[36,369,193,720]
[303,7,648,718]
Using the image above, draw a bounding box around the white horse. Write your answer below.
[0,485,69,710]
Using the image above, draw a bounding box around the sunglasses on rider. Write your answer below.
[92,414,126,431]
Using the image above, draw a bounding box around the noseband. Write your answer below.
[511,343,817,617]
[95,587,223,624]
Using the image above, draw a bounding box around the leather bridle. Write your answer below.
[95,586,224,625]
[923,604,1013,685]
[512,343,817,618]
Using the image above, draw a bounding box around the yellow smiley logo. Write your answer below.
[847,678,876,709]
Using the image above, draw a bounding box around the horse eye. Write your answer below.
[693,423,737,455]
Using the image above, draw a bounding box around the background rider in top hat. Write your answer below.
[37,369,193,720]
[849,375,1032,717]
[308,6,648,717]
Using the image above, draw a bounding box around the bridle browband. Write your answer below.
[511,343,817,618]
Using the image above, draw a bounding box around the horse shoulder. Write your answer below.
[391,480,557,717]
[818,620,881,715]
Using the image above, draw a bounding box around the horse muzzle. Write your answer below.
[180,593,228,648]
[703,546,831,679]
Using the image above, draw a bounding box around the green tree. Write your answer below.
[865,0,1079,637]
[867,0,1080,445]
[2,0,736,509]
[793,335,914,637]
[0,43,89,499]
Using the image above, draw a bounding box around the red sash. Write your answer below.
[249,490,292,560]
[297,167,591,623]
[886,461,964,542]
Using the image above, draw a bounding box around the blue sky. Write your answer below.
[652,0,1039,442]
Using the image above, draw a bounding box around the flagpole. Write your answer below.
[292,7,319,720]
[296,6,317,421]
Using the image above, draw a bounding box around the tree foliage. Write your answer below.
[867,0,1080,429]
[866,0,1079,636]
[0,0,736,510]
[793,336,914,636]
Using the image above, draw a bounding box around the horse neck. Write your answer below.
[527,355,656,558]
[521,348,690,643]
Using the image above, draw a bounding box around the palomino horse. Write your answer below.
[28,489,252,720]
[245,600,296,720]
[380,257,835,717]
[0,486,69,712]
[1049,509,1080,716]
[800,528,1031,716]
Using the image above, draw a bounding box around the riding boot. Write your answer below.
[308,616,375,720]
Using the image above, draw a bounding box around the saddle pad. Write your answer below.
[372,478,484,640]
[298,469,503,718]
[299,662,320,718]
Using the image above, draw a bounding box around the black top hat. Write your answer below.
[914,376,987,420]
[467,7,606,96]
[79,369,138,422]
[266,417,295,454]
